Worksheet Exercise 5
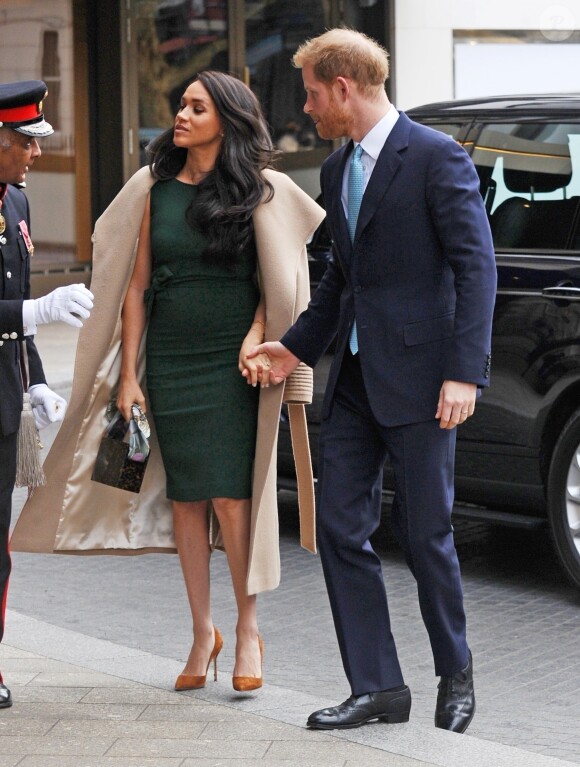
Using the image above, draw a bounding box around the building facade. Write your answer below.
[1,0,577,268]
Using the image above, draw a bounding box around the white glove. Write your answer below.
[28,384,67,430]
[26,284,94,328]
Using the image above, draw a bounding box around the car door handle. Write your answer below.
[542,286,580,301]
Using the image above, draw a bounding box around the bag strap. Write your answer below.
[288,403,316,553]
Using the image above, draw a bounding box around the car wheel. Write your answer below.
[547,410,580,590]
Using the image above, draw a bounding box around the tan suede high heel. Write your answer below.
[175,627,223,691]
[232,635,263,692]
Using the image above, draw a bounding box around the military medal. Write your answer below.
[0,184,6,235]
[18,219,34,255]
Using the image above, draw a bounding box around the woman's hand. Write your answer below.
[239,329,271,388]
[116,378,146,422]
[246,341,300,386]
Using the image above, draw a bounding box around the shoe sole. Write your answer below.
[0,700,13,708]
[308,710,410,729]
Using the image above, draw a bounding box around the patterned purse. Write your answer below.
[91,403,150,493]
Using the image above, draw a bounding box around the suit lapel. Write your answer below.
[326,143,351,255]
[354,111,411,244]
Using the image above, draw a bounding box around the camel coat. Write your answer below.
[10,166,325,594]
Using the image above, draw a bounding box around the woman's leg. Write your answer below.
[212,497,261,678]
[173,500,217,675]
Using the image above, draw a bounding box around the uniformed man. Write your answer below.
[0,80,94,708]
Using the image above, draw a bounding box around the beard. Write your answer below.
[314,93,354,140]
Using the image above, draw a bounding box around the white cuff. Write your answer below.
[22,300,38,336]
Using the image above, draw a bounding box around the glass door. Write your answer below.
[244,0,329,154]
[131,0,229,170]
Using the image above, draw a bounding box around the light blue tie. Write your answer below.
[348,144,364,354]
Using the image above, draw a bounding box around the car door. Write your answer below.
[454,119,580,509]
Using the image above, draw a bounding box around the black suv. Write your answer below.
[277,94,580,590]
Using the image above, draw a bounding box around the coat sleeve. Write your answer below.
[0,301,24,334]
[426,137,497,385]
[281,250,344,369]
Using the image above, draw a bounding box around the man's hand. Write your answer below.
[28,283,94,328]
[245,342,301,386]
[28,383,67,429]
[436,380,477,429]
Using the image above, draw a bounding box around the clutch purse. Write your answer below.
[91,403,150,493]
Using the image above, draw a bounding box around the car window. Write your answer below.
[416,122,465,140]
[470,122,580,251]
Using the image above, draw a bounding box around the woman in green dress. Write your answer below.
[117,72,278,693]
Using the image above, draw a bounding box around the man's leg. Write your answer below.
[385,419,467,676]
[0,431,17,708]
[316,355,404,695]
[385,419,474,733]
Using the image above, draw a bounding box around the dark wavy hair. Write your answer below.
[147,71,277,267]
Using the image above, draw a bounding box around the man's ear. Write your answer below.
[334,76,351,101]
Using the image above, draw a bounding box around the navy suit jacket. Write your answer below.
[0,185,46,437]
[282,111,497,427]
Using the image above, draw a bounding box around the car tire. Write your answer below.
[547,409,580,590]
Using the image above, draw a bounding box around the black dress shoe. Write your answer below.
[0,683,12,709]
[307,687,411,730]
[435,650,474,733]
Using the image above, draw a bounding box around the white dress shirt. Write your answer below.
[341,106,400,218]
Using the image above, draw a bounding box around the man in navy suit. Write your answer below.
[249,29,496,733]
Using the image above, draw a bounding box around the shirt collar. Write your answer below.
[358,106,399,161]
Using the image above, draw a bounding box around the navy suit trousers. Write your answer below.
[316,351,468,695]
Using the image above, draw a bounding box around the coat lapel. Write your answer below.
[325,143,352,259]
[354,111,411,244]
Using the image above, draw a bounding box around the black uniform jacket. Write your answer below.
[0,184,46,437]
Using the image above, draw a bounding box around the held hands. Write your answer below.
[31,283,94,328]
[28,383,67,430]
[436,380,477,429]
[244,342,301,387]
[240,349,273,387]
[239,327,272,388]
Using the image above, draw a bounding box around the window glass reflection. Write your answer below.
[471,123,580,250]
[246,0,329,152]
[136,0,229,159]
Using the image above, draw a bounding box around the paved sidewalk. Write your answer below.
[2,613,576,767]
[0,643,427,767]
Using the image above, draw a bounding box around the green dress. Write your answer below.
[145,178,260,501]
